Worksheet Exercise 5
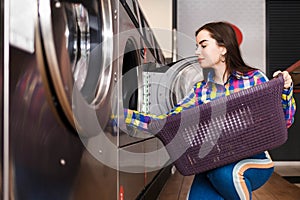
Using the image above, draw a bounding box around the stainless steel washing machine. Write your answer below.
[6,0,170,199]
[5,0,205,199]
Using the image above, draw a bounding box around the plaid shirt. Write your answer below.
[124,69,296,130]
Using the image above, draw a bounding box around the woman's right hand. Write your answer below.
[273,70,293,89]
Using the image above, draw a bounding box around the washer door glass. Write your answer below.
[38,0,113,129]
[151,57,204,114]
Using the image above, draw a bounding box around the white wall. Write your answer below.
[177,0,266,72]
[137,0,266,72]
[138,0,173,58]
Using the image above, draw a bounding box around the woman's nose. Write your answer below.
[195,46,201,55]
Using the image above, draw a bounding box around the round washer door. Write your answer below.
[147,57,204,115]
[37,0,114,134]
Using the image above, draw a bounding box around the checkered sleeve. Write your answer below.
[124,85,197,130]
[281,85,296,128]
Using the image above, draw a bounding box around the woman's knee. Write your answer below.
[207,164,235,187]
[244,167,274,190]
[188,173,224,200]
[207,164,247,200]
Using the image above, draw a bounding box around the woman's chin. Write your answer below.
[199,64,209,69]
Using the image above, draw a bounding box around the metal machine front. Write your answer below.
[3,0,204,199]
[5,0,168,199]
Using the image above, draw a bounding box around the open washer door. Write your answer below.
[37,0,114,135]
[144,56,205,115]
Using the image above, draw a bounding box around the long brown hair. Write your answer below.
[195,22,255,78]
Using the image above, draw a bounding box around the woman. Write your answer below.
[124,21,296,200]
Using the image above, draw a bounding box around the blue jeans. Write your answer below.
[187,152,274,200]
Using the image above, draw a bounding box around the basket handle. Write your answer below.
[273,72,283,81]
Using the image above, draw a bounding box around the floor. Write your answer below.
[158,164,300,200]
[274,162,300,188]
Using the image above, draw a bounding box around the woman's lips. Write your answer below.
[198,58,204,62]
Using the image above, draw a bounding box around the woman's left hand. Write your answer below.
[273,70,293,89]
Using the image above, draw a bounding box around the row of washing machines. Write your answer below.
[0,0,204,199]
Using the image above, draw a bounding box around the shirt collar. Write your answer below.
[207,69,256,83]
[231,70,256,79]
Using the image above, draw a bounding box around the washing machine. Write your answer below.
[5,0,205,199]
[6,0,171,199]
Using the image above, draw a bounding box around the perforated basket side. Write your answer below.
[149,76,288,175]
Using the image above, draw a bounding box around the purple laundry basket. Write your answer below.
[148,75,288,176]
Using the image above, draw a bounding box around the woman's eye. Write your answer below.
[195,45,206,50]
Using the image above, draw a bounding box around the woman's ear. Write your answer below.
[220,46,227,56]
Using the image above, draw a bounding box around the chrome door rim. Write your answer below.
[157,57,203,110]
[38,0,114,130]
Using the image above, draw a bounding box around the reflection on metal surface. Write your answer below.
[3,0,9,198]
[9,0,36,53]
[10,48,84,200]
